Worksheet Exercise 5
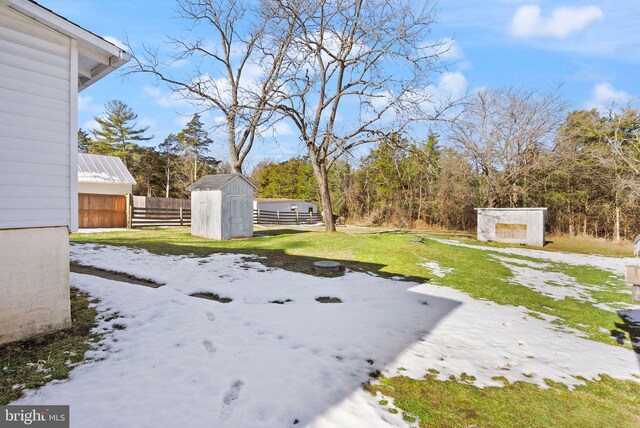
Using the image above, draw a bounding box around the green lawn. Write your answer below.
[70,226,636,348]
[63,227,640,426]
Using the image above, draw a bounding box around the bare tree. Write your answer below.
[267,0,453,231]
[127,0,297,173]
[594,103,640,241]
[448,88,565,208]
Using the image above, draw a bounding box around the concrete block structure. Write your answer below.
[475,208,547,247]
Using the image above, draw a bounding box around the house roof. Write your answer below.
[187,174,258,191]
[2,0,130,91]
[78,153,136,185]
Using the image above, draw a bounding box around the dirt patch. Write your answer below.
[315,296,343,304]
[269,299,293,305]
[70,262,163,288]
[190,293,233,303]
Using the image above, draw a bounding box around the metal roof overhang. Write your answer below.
[1,0,130,91]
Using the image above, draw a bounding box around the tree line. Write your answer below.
[253,88,640,241]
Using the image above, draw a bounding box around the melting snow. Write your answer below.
[12,244,640,427]
[490,255,600,302]
[420,260,453,278]
[434,239,637,274]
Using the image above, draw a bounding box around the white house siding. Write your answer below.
[476,208,547,247]
[0,4,75,230]
[78,182,133,195]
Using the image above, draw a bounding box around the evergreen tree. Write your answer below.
[77,129,92,153]
[158,133,180,198]
[90,100,153,167]
[132,146,165,197]
[175,114,217,185]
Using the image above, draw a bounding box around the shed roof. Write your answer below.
[2,0,130,91]
[78,153,136,185]
[188,174,258,191]
[475,208,547,211]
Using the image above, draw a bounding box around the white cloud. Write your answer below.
[585,82,633,111]
[78,95,92,112]
[509,5,603,39]
[103,35,128,51]
[138,116,156,130]
[82,119,100,132]
[257,120,294,138]
[77,95,104,115]
[142,85,193,109]
[438,71,468,99]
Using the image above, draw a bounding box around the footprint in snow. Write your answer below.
[220,380,244,419]
[202,340,216,355]
[205,312,216,322]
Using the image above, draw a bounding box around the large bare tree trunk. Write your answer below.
[311,158,336,232]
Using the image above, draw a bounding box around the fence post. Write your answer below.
[126,193,133,229]
[179,207,183,226]
[277,210,280,225]
[257,209,260,224]
[296,211,299,225]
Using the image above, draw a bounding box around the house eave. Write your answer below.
[1,0,130,91]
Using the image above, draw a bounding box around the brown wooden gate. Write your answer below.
[78,194,127,228]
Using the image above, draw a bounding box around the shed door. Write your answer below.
[229,195,246,236]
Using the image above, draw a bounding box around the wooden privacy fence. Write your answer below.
[253,209,321,225]
[129,196,191,228]
[132,195,190,210]
[131,206,191,228]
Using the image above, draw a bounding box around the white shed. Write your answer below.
[78,153,136,195]
[0,0,129,345]
[188,174,258,240]
[253,198,318,214]
[476,208,547,247]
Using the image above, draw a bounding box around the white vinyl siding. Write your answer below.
[0,4,73,229]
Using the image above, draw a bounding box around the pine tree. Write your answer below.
[77,129,92,153]
[176,114,216,184]
[158,134,180,198]
[90,100,153,167]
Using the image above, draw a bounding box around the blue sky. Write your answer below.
[39,0,640,170]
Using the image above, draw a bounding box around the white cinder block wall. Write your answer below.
[476,208,547,247]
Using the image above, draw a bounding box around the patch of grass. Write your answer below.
[0,288,98,404]
[365,374,640,427]
[70,227,635,348]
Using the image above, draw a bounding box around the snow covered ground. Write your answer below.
[14,243,640,427]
